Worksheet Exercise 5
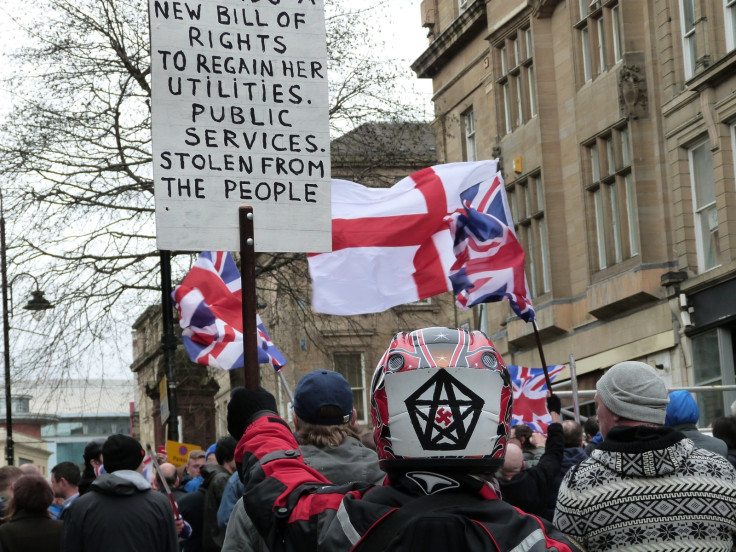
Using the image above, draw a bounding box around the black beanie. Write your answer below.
[102,434,145,473]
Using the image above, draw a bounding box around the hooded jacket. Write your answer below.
[664,389,728,457]
[61,470,178,552]
[222,435,385,552]
[555,425,736,551]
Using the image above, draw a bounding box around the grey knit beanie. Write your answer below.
[596,361,669,424]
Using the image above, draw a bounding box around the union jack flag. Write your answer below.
[447,174,534,321]
[172,251,286,371]
[507,364,565,434]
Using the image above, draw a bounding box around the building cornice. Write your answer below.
[411,0,487,79]
[527,0,564,19]
[687,48,736,92]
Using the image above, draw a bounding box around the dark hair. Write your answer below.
[562,420,584,448]
[583,418,599,438]
[214,436,237,465]
[82,438,105,476]
[52,462,81,487]
[6,475,53,518]
[712,416,736,449]
[0,466,22,493]
[513,424,535,450]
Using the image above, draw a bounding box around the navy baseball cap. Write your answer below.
[293,370,353,426]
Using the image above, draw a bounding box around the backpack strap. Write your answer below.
[352,492,484,552]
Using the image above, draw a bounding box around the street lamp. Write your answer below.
[0,190,54,465]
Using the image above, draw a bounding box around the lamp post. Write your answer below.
[0,190,54,465]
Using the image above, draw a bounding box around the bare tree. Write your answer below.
[0,0,425,380]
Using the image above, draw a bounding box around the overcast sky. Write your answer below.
[0,0,434,119]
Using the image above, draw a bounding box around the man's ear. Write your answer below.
[351,408,358,425]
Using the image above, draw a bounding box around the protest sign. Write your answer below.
[149,0,331,252]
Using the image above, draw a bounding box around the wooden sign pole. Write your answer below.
[239,206,259,391]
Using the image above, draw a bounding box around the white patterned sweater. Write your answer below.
[554,425,736,551]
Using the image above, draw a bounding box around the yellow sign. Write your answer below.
[159,376,169,423]
[166,440,202,468]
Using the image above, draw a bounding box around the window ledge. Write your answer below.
[587,265,663,319]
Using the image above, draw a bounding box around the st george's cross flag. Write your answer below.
[507,364,566,435]
[172,251,287,371]
[307,160,534,321]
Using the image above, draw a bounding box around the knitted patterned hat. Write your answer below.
[596,361,669,424]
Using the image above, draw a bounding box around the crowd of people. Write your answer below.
[1,326,736,550]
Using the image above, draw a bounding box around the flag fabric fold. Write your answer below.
[172,251,286,371]
[308,160,534,320]
[507,364,565,435]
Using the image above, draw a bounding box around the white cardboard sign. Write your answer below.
[149,0,331,252]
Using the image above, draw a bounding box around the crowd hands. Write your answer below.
[4,328,736,551]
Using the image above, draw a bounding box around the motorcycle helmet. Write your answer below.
[370,327,512,474]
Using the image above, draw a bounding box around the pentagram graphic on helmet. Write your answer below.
[405,369,485,450]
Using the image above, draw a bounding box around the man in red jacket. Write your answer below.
[229,327,582,551]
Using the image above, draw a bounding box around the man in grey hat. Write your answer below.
[554,361,736,551]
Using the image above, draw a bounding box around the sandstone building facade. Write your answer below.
[412,0,736,421]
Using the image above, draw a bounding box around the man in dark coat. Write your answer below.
[544,420,588,519]
[497,396,563,518]
[61,434,178,552]
[201,436,236,552]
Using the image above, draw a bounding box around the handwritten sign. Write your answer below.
[149,0,331,252]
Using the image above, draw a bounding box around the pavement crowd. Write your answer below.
[1,326,736,551]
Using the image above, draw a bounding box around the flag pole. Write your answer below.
[569,353,580,422]
[239,206,259,391]
[532,320,552,391]
[278,370,294,403]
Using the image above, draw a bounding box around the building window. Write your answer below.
[333,353,367,423]
[503,84,512,134]
[528,65,538,117]
[581,27,593,81]
[495,25,537,134]
[689,138,719,272]
[463,110,477,162]
[612,4,623,62]
[596,17,607,72]
[680,0,697,78]
[726,0,736,51]
[575,1,622,84]
[585,125,639,271]
[507,173,551,296]
[691,330,724,423]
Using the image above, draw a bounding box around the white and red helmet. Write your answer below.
[370,327,512,474]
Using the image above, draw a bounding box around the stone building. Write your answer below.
[411,0,736,421]
[131,305,219,449]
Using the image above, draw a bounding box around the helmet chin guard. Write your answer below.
[370,327,512,474]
